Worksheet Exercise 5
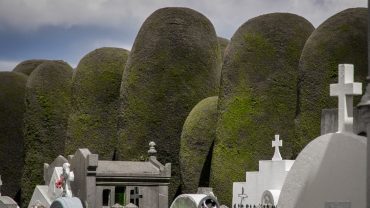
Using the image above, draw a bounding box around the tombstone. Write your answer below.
[278,64,366,208]
[50,197,83,208]
[232,135,294,207]
[170,194,219,208]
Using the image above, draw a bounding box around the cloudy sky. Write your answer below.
[0,0,367,70]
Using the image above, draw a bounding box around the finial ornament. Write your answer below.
[148,141,157,156]
[272,134,282,161]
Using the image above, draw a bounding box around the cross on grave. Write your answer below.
[238,187,248,207]
[330,64,362,133]
[130,187,142,206]
[272,134,282,161]
[61,163,74,197]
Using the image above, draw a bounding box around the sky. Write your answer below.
[0,0,367,71]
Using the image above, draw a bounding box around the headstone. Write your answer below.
[232,135,294,207]
[210,13,314,205]
[180,96,218,193]
[117,7,221,201]
[278,64,366,208]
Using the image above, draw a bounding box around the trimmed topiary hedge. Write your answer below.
[65,47,129,160]
[117,7,221,201]
[21,61,73,207]
[12,60,48,76]
[180,96,218,194]
[0,72,27,204]
[210,13,314,205]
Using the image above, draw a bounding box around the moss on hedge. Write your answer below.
[210,13,314,205]
[65,47,129,160]
[117,7,221,201]
[21,61,73,207]
[0,72,27,203]
[180,96,218,194]
[12,60,48,76]
[295,8,368,156]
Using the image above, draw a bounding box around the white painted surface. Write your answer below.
[278,133,366,208]
[232,160,294,207]
[28,186,52,208]
[272,135,282,161]
[329,64,362,133]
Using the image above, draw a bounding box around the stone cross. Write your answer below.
[130,187,142,205]
[330,64,362,133]
[272,134,282,161]
[238,187,248,206]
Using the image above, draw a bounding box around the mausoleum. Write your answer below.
[28,142,171,208]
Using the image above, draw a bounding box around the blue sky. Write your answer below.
[0,0,367,70]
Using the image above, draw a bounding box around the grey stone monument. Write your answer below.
[279,64,366,208]
[67,142,171,208]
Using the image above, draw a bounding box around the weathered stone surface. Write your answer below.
[0,72,27,202]
[210,13,314,205]
[296,8,368,153]
[117,7,221,201]
[65,47,129,159]
[278,133,366,208]
[180,96,218,194]
[21,61,73,207]
[12,60,48,76]
[218,37,229,60]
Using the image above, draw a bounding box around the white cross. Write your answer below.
[272,134,282,161]
[330,64,362,133]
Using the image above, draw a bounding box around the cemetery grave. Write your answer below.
[0,4,368,208]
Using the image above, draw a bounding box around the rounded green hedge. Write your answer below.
[21,61,73,207]
[12,59,48,76]
[180,96,218,194]
[65,47,129,159]
[117,7,221,201]
[295,8,368,155]
[0,72,27,203]
[210,13,314,205]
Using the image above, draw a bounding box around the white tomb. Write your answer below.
[278,64,366,208]
[232,135,294,207]
[28,163,74,208]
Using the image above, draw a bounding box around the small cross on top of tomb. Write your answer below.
[330,64,362,133]
[272,134,282,161]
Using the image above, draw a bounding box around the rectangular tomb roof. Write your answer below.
[96,160,162,177]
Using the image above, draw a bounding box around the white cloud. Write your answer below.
[0,60,19,71]
[0,0,366,37]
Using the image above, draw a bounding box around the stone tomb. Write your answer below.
[29,142,170,208]
[232,135,294,207]
[278,64,366,208]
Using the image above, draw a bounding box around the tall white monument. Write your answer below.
[330,64,362,132]
[232,134,294,207]
[278,64,366,208]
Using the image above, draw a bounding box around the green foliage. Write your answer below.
[296,8,368,155]
[12,60,48,76]
[210,13,314,205]
[180,96,218,193]
[21,61,73,207]
[0,72,27,203]
[65,47,129,159]
[117,7,222,201]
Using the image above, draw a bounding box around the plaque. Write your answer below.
[325,202,351,208]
